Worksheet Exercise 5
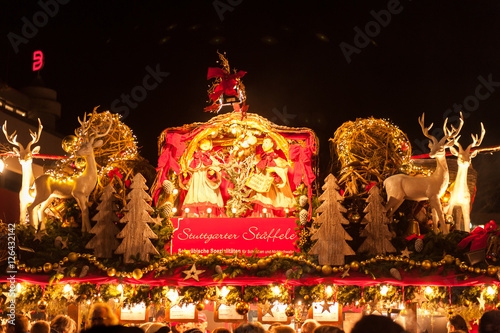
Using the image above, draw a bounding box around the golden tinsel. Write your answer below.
[330,117,411,197]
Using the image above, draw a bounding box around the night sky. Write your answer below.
[2,0,500,219]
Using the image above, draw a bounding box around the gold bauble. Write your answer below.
[62,257,69,263]
[251,263,258,270]
[257,259,267,269]
[285,305,295,317]
[196,302,205,311]
[304,295,310,301]
[431,261,439,268]
[468,267,474,273]
[358,297,366,306]
[474,267,481,274]
[322,265,333,275]
[421,260,432,270]
[68,252,78,262]
[159,258,167,265]
[350,212,361,223]
[351,261,360,271]
[444,254,455,265]
[481,268,487,275]
[332,266,339,273]
[62,135,78,153]
[37,266,43,273]
[487,265,499,276]
[52,263,59,269]
[132,268,143,280]
[235,301,249,315]
[37,299,48,310]
[43,263,52,273]
[107,268,116,277]
[460,263,469,272]
[74,157,86,169]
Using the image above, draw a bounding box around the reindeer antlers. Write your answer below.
[469,122,485,151]
[418,113,437,145]
[75,108,113,143]
[26,118,43,151]
[2,121,20,148]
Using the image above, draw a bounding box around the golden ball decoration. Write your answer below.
[43,263,52,273]
[358,298,366,306]
[74,157,86,169]
[474,267,481,274]
[257,259,267,269]
[285,305,295,317]
[350,261,360,271]
[62,135,79,153]
[421,260,432,270]
[159,258,167,265]
[460,263,468,272]
[487,265,498,276]
[107,268,116,277]
[441,191,451,203]
[196,302,205,311]
[68,252,79,262]
[304,295,310,301]
[322,265,333,275]
[132,268,143,280]
[235,301,250,315]
[444,255,455,265]
[37,299,48,310]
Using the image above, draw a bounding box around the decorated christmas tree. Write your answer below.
[85,184,120,258]
[358,186,396,255]
[115,173,159,263]
[309,174,355,265]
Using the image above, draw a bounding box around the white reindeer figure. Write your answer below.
[384,113,463,234]
[28,112,112,232]
[447,122,485,232]
[2,119,43,223]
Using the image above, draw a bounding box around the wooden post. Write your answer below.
[68,303,81,331]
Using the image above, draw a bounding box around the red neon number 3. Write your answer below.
[33,51,44,71]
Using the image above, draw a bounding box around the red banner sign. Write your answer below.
[170,218,298,256]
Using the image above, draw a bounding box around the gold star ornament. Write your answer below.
[182,264,205,281]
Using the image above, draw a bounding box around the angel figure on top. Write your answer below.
[248,137,294,217]
[179,138,226,217]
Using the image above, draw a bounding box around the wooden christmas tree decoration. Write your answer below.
[85,184,120,258]
[358,186,396,255]
[308,174,355,265]
[115,173,159,263]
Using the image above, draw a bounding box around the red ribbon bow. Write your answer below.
[458,220,498,251]
[207,67,246,102]
[289,145,315,188]
[189,151,213,168]
[256,151,278,170]
[107,168,123,179]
